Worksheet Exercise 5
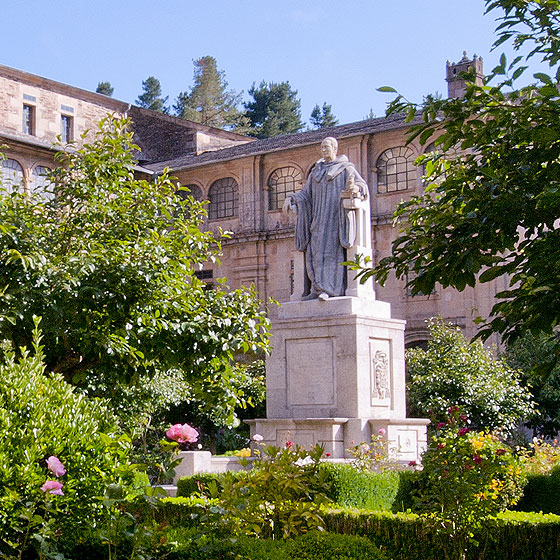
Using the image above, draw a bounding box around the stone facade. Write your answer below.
[0,56,501,348]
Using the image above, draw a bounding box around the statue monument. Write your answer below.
[247,137,428,462]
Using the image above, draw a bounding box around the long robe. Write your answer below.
[292,155,368,298]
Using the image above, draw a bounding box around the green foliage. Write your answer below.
[0,324,133,557]
[136,76,169,113]
[200,443,331,538]
[406,317,534,433]
[503,331,560,436]
[96,81,114,96]
[319,463,403,511]
[515,465,560,515]
[162,528,389,560]
[355,0,560,356]
[176,472,235,498]
[0,116,269,421]
[244,81,304,138]
[415,408,525,559]
[309,102,339,129]
[174,56,249,132]
[323,508,560,560]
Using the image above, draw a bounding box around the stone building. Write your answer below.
[0,55,501,348]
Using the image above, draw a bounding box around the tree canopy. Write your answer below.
[0,116,269,415]
[174,56,248,131]
[356,0,560,350]
[244,81,304,138]
[96,81,114,96]
[136,76,169,113]
[310,102,338,129]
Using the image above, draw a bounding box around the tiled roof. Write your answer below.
[128,106,251,164]
[145,113,420,172]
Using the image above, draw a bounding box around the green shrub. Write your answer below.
[176,471,242,497]
[323,508,560,560]
[0,329,131,557]
[162,528,389,560]
[320,463,401,511]
[515,465,560,514]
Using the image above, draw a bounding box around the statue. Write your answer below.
[283,137,369,300]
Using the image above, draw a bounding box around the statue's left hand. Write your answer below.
[282,196,297,215]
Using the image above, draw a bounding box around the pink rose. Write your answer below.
[252,434,264,442]
[378,428,386,437]
[41,480,64,495]
[457,428,470,436]
[46,456,66,477]
[166,423,199,443]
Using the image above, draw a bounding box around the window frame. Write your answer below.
[376,146,416,194]
[208,177,238,220]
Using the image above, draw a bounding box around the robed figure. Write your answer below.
[284,137,369,300]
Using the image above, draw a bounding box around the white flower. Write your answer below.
[294,456,313,467]
[252,434,264,442]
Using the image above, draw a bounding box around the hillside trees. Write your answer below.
[96,81,114,96]
[174,56,249,131]
[0,116,269,419]
[353,0,560,355]
[244,81,304,138]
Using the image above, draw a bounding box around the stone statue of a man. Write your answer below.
[283,137,369,300]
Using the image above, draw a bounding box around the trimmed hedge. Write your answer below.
[323,508,560,560]
[515,465,560,515]
[163,528,390,560]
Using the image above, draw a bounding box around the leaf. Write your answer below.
[534,72,553,84]
[377,86,398,93]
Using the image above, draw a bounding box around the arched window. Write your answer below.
[1,158,24,192]
[208,177,238,220]
[31,165,52,194]
[376,146,416,193]
[268,166,303,210]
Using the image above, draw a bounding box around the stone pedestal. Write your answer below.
[248,295,429,461]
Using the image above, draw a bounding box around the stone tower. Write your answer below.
[446,51,484,99]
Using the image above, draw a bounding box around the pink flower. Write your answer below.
[41,480,64,495]
[457,428,470,436]
[437,422,446,430]
[166,423,199,443]
[285,441,293,448]
[448,406,459,415]
[408,460,417,467]
[378,428,386,437]
[459,414,469,423]
[46,456,66,477]
[473,454,482,464]
[252,434,264,442]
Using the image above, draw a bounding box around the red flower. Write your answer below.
[285,441,293,448]
[496,448,507,456]
[457,428,470,436]
[437,422,446,430]
[473,454,482,464]
[408,460,417,467]
[325,452,331,457]
[459,414,469,423]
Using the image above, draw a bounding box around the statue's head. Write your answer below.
[321,137,338,162]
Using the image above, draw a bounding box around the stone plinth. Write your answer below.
[248,295,428,461]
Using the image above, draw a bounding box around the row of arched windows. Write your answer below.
[1,158,50,193]
[186,146,422,220]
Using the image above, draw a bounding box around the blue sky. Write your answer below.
[2,0,545,126]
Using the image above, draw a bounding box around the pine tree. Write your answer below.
[244,81,304,138]
[174,56,247,131]
[96,81,114,97]
[310,102,338,129]
[136,76,169,113]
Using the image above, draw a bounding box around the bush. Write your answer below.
[177,471,240,498]
[320,463,401,511]
[515,465,560,515]
[0,328,132,557]
[162,528,389,560]
[323,508,560,560]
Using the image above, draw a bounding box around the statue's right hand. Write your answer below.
[282,196,297,215]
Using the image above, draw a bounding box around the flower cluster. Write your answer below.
[40,456,66,496]
[166,423,199,443]
[347,428,402,472]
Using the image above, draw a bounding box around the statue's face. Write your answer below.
[321,140,337,162]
